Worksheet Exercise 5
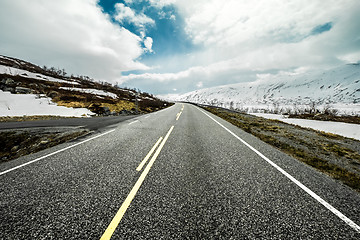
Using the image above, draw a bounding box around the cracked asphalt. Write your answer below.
[0,103,359,239]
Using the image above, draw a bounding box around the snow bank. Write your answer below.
[251,113,360,141]
[59,87,118,99]
[0,65,79,85]
[0,90,93,117]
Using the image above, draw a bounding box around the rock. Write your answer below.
[47,91,58,98]
[89,104,111,116]
[29,83,38,88]
[103,107,111,115]
[15,86,33,94]
[119,110,130,115]
[4,78,15,85]
[2,86,15,93]
[11,146,19,152]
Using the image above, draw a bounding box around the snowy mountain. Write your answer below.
[171,64,360,115]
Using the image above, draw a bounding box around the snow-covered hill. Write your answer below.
[171,64,360,115]
[0,55,169,117]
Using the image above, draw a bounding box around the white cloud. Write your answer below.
[196,81,203,88]
[144,37,153,52]
[123,0,360,94]
[0,0,149,83]
[114,3,155,29]
[147,0,176,8]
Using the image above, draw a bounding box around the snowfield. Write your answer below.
[0,90,93,117]
[251,113,360,141]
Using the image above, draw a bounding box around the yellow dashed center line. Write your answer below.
[176,111,182,121]
[176,105,184,121]
[100,126,174,240]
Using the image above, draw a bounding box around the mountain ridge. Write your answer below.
[170,64,360,115]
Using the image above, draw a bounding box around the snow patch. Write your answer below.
[0,90,93,117]
[59,87,118,99]
[251,113,360,141]
[0,65,79,85]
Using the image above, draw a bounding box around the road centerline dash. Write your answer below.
[100,126,175,240]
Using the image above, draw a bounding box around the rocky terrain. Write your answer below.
[0,55,171,116]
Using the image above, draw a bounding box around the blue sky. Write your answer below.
[0,0,360,95]
[98,0,196,64]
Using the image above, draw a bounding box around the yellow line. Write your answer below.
[136,137,163,171]
[100,126,174,240]
[176,111,182,121]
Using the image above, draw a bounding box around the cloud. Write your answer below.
[114,3,155,30]
[0,0,150,82]
[196,81,203,88]
[147,0,176,8]
[122,0,360,94]
[143,37,153,52]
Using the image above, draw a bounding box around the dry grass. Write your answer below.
[289,113,360,124]
[0,129,88,163]
[0,115,76,122]
[101,101,136,112]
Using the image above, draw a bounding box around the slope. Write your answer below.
[174,64,360,115]
[0,55,170,117]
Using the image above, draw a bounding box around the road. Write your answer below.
[0,115,137,131]
[0,103,359,239]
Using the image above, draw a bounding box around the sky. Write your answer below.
[0,0,360,95]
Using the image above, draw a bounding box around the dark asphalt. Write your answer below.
[0,115,137,131]
[0,103,359,239]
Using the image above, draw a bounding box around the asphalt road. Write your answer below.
[0,103,359,239]
[0,115,137,131]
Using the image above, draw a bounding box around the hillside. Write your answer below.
[172,64,360,115]
[0,55,170,117]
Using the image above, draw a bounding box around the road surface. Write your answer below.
[1,103,359,239]
[0,115,137,131]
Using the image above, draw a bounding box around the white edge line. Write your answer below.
[199,108,360,234]
[128,120,139,125]
[0,129,116,176]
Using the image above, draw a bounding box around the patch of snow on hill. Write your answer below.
[0,65,79,85]
[251,113,360,140]
[0,90,92,117]
[59,87,118,99]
